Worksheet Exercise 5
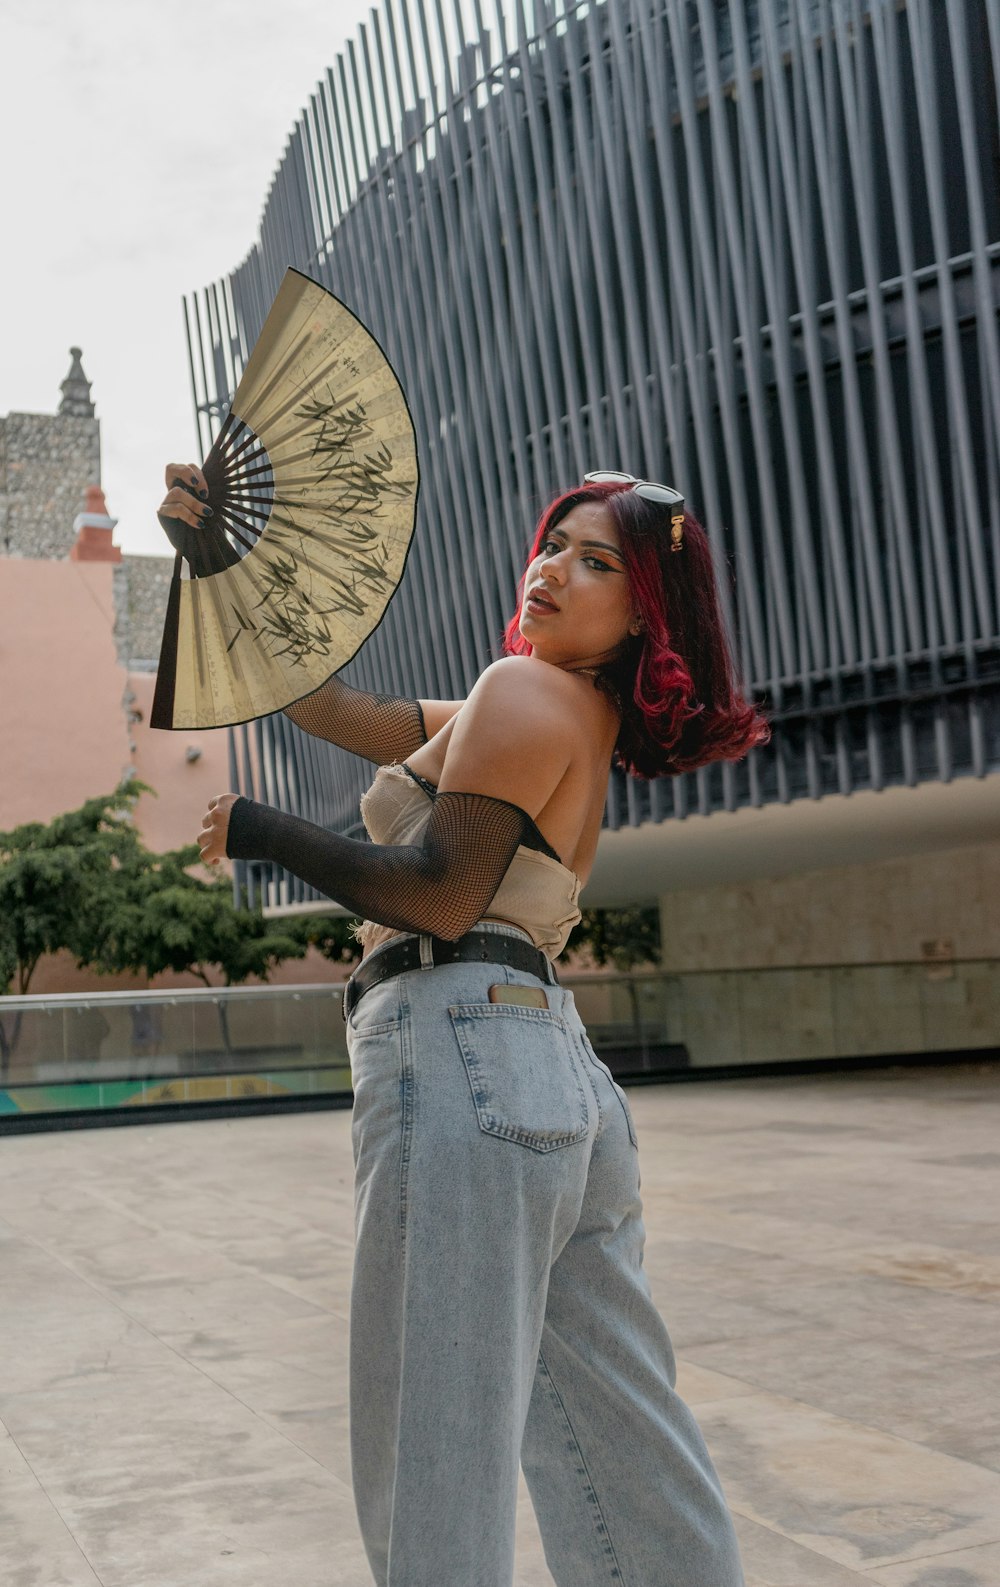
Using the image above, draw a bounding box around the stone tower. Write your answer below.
[0,348,102,558]
[59,347,97,419]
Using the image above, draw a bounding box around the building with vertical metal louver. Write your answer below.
[185,0,999,995]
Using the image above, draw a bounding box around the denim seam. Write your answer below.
[574,1034,605,1133]
[454,1003,568,1028]
[536,1347,626,1584]
[348,1018,401,1038]
[398,988,414,1255]
[580,1036,637,1150]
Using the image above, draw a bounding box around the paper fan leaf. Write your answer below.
[151,269,419,730]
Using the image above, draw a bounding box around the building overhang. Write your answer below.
[581,772,1000,906]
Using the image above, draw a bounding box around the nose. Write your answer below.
[537,547,567,582]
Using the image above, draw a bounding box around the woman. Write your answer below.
[160,462,768,1587]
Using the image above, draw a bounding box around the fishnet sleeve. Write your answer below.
[283,673,427,764]
[226,790,529,940]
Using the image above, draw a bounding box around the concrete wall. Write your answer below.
[0,557,233,844]
[124,668,231,854]
[647,839,998,1064]
[658,841,999,970]
[0,558,133,828]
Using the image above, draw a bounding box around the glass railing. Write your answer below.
[564,958,999,1073]
[1,958,995,1124]
[0,985,350,1120]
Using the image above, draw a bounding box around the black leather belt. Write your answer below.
[342,928,557,1023]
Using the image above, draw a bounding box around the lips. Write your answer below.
[526,586,559,612]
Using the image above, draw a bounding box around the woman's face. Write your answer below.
[518,499,637,670]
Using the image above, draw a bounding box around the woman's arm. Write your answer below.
[224,788,530,940]
[283,673,465,764]
[204,659,575,938]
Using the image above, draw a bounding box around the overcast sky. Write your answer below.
[1,0,373,557]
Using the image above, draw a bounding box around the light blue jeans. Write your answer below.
[346,921,745,1587]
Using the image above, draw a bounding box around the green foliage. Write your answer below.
[0,781,152,997]
[0,781,308,995]
[564,906,663,1055]
[89,840,307,987]
[283,912,362,968]
[565,905,662,973]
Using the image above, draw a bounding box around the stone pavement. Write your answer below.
[2,1062,999,1587]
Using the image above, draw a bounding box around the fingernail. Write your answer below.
[201,505,214,517]
[190,474,198,484]
[198,489,208,500]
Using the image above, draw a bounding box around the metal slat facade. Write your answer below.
[182,0,1000,912]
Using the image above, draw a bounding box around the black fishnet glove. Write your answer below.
[283,673,427,764]
[226,790,530,940]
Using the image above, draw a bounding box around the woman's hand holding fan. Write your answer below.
[157,462,212,534]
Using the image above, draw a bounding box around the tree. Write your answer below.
[82,842,308,1054]
[565,905,662,1054]
[0,782,153,1074]
[0,781,151,997]
[284,912,363,969]
[89,841,303,983]
[565,905,662,975]
[0,783,308,1072]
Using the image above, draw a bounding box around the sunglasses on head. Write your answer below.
[583,472,685,551]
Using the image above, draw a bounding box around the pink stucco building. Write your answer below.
[0,354,346,993]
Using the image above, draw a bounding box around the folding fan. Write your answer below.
[151,268,419,730]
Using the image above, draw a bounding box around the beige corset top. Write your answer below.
[351,763,583,962]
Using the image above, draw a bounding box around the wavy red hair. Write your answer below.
[500,482,772,780]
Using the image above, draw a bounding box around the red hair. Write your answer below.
[500,483,772,780]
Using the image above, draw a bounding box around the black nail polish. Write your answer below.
[190,474,198,484]
[202,505,214,517]
[199,489,208,500]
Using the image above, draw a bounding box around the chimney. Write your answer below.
[70,484,122,562]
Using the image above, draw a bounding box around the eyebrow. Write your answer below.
[547,528,624,560]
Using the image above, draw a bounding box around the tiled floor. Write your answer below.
[2,1061,999,1586]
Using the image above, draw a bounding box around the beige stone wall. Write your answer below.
[658,841,999,971]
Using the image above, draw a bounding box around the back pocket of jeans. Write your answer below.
[448,1003,591,1153]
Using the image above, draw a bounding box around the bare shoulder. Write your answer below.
[472,655,598,706]
[437,657,587,810]
[462,657,599,737]
[474,656,618,732]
